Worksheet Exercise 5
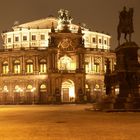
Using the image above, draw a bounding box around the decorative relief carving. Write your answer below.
[58,38,71,48]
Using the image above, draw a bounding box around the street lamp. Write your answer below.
[15,86,24,104]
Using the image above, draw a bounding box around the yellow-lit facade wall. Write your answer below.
[2,24,111,51]
[0,50,48,104]
[0,17,114,104]
[3,28,50,49]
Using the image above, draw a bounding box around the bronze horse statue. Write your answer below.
[117,7,134,45]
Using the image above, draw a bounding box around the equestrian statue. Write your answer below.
[117,6,134,45]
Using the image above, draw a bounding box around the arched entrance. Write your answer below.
[61,80,75,102]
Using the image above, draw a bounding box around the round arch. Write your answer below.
[61,79,75,102]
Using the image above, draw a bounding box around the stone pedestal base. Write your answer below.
[133,98,140,109]
[114,98,126,109]
[102,102,114,110]
[94,96,115,110]
[93,102,114,110]
[114,97,140,109]
[124,102,134,109]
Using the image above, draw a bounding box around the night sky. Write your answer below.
[0,0,139,49]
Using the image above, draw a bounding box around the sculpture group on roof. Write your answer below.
[58,9,73,25]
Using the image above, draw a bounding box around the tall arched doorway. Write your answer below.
[61,80,75,102]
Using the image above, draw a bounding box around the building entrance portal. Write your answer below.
[61,80,75,102]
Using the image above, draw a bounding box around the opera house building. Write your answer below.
[0,9,115,104]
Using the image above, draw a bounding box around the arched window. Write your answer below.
[95,84,100,89]
[26,60,33,73]
[85,84,89,89]
[93,57,101,73]
[39,59,47,73]
[3,85,9,93]
[13,60,21,74]
[58,55,74,70]
[85,84,90,92]
[2,61,9,74]
[26,84,33,92]
[14,85,20,92]
[40,84,47,92]
[27,85,33,90]
[94,84,101,91]
[26,84,36,93]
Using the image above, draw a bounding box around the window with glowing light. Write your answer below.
[15,85,20,92]
[27,85,32,89]
[40,84,47,92]
[39,59,47,73]
[14,60,21,74]
[58,55,75,70]
[26,60,33,73]
[3,86,9,93]
[2,61,9,74]
[85,64,89,73]
[93,63,100,73]
[94,57,101,73]
[94,84,100,91]
[26,85,33,92]
[104,64,107,73]
[85,58,90,73]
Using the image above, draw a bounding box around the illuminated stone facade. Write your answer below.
[0,9,115,104]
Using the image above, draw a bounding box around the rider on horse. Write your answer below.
[117,7,134,45]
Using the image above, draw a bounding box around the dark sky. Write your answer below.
[0,0,139,49]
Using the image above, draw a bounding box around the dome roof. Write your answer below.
[12,16,81,32]
[13,17,58,29]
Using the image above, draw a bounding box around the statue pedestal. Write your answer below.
[94,95,115,110]
[115,42,139,73]
[133,97,140,109]
[114,97,126,109]
[124,95,134,109]
[113,42,140,109]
